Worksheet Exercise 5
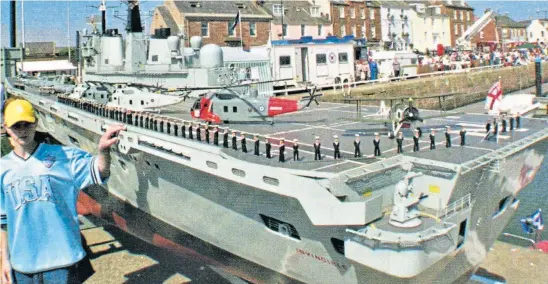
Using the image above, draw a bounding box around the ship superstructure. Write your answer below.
[80,0,273,96]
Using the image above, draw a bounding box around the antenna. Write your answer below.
[87,0,119,34]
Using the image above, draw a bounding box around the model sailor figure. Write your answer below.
[429,129,436,150]
[353,134,361,157]
[460,126,466,146]
[265,138,272,158]
[196,124,202,142]
[396,132,404,153]
[253,135,260,156]
[493,118,499,136]
[293,139,299,161]
[333,135,341,159]
[279,139,285,162]
[232,131,238,150]
[205,125,210,144]
[188,123,194,140]
[223,128,229,148]
[389,172,426,228]
[485,119,491,133]
[213,126,219,145]
[373,132,381,156]
[241,133,247,153]
[509,115,515,130]
[181,122,186,138]
[314,136,322,160]
[501,114,507,133]
[516,113,521,128]
[445,126,452,147]
[412,130,420,152]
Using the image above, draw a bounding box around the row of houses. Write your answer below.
[151,0,479,52]
[150,0,548,53]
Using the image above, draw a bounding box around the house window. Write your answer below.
[282,24,288,37]
[542,31,545,37]
[467,11,470,21]
[316,54,327,64]
[454,24,458,35]
[350,8,356,19]
[454,11,457,20]
[311,6,320,17]
[370,9,375,19]
[460,10,464,21]
[228,21,235,37]
[461,25,464,36]
[339,53,348,63]
[224,106,228,112]
[481,31,485,39]
[352,25,356,36]
[233,106,238,112]
[340,25,346,36]
[361,24,366,38]
[371,24,376,38]
[279,56,291,66]
[301,24,306,37]
[361,8,365,19]
[318,25,323,36]
[201,22,209,37]
[339,7,345,18]
[151,55,158,62]
[273,4,284,16]
[250,22,256,37]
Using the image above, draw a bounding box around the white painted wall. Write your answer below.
[526,20,548,43]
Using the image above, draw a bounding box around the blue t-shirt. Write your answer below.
[0,143,104,273]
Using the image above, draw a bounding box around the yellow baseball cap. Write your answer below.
[4,99,36,128]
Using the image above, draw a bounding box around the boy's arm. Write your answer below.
[1,227,12,284]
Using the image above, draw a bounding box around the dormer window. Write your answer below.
[310,6,320,17]
[273,4,284,16]
[235,2,245,9]
[190,1,200,8]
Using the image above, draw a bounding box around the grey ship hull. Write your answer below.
[6,81,548,283]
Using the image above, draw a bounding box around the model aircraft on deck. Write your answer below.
[344,93,462,138]
[190,86,323,124]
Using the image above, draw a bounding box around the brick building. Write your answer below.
[326,0,381,43]
[495,14,528,49]
[434,0,475,47]
[471,10,498,51]
[151,0,271,49]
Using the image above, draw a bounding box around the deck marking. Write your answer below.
[312,161,351,171]
[461,145,495,152]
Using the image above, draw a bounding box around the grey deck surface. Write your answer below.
[159,98,547,174]
[11,80,548,174]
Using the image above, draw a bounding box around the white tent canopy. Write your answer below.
[16,60,76,72]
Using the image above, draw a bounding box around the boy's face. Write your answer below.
[6,121,37,146]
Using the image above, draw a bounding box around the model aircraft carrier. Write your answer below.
[6,79,548,283]
[4,1,548,283]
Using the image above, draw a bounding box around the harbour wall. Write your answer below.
[323,62,548,110]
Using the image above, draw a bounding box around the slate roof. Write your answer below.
[156,6,180,34]
[262,1,331,25]
[378,0,411,9]
[174,1,271,18]
[440,0,473,10]
[495,14,528,28]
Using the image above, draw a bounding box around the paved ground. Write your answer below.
[79,215,548,284]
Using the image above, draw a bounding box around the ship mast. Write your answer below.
[126,0,143,33]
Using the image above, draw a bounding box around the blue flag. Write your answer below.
[231,10,240,32]
[521,209,544,234]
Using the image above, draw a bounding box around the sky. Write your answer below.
[1,0,548,47]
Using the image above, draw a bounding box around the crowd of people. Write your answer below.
[354,44,548,81]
